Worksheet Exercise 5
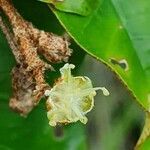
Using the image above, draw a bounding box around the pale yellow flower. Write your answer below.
[45,63,109,126]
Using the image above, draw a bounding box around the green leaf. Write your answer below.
[135,113,150,150]
[138,138,150,150]
[0,0,86,149]
[38,0,96,16]
[110,1,150,148]
[50,0,150,110]
[111,0,150,107]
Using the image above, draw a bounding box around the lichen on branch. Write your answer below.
[0,0,71,116]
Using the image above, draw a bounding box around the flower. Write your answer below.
[45,63,109,126]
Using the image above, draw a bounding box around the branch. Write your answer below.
[0,0,72,116]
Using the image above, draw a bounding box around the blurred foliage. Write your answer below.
[79,55,144,150]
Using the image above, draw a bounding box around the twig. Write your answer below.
[0,0,72,116]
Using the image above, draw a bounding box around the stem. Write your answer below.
[0,0,26,28]
[0,15,20,62]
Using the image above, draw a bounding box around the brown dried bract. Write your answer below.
[0,0,72,116]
